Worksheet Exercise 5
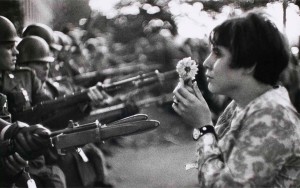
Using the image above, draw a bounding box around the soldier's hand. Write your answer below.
[88,86,117,107]
[88,86,104,102]
[2,153,27,177]
[15,124,51,160]
[5,122,51,160]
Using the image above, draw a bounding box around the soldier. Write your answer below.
[16,35,110,128]
[22,23,90,78]
[54,30,79,78]
[22,23,63,79]
[0,91,52,187]
[16,35,112,187]
[0,15,66,188]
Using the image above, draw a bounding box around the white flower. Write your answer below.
[176,57,198,81]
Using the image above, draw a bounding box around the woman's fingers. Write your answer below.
[175,85,198,105]
[193,81,206,102]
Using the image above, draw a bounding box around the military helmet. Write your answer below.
[54,31,73,50]
[16,36,55,64]
[0,16,18,42]
[22,23,62,51]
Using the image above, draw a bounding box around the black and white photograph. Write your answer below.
[0,0,300,187]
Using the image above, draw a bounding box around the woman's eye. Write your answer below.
[212,48,221,57]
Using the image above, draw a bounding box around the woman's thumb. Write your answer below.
[193,81,204,101]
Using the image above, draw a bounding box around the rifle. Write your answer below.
[0,114,159,157]
[55,63,163,87]
[80,93,173,124]
[13,70,178,125]
[102,69,177,94]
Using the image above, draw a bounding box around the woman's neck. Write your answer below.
[231,81,273,109]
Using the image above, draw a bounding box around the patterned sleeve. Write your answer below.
[196,107,295,187]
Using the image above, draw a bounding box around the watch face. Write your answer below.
[193,128,201,140]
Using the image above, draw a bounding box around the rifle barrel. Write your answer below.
[102,69,178,92]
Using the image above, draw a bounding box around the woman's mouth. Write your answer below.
[206,74,213,82]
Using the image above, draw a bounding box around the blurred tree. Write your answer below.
[84,13,109,38]
[105,0,177,44]
[86,0,290,45]
[196,0,300,12]
[294,0,300,9]
[197,0,274,11]
[52,0,91,31]
[0,0,23,34]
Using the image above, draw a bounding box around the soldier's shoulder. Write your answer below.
[13,66,36,75]
[12,67,38,81]
[14,66,34,72]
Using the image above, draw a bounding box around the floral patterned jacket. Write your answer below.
[196,86,300,187]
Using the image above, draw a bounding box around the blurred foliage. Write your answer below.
[198,0,272,11]
[295,0,300,7]
[52,0,91,31]
[189,0,298,12]
[0,0,23,34]
[84,0,298,44]
[86,0,178,44]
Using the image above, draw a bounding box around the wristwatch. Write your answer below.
[192,125,217,141]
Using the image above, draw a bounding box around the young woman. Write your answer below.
[173,11,300,187]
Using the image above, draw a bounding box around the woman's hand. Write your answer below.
[172,81,212,128]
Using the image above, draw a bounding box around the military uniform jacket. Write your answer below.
[0,67,51,119]
[43,79,82,99]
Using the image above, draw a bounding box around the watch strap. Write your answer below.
[195,125,217,141]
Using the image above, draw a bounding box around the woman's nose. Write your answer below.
[203,54,213,69]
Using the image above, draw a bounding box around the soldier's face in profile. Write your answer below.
[0,42,18,71]
[28,61,50,82]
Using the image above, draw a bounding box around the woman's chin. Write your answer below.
[208,84,216,93]
[208,84,222,95]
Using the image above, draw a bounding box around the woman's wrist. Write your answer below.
[194,120,213,128]
[193,125,217,141]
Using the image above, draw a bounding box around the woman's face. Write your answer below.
[203,45,244,97]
